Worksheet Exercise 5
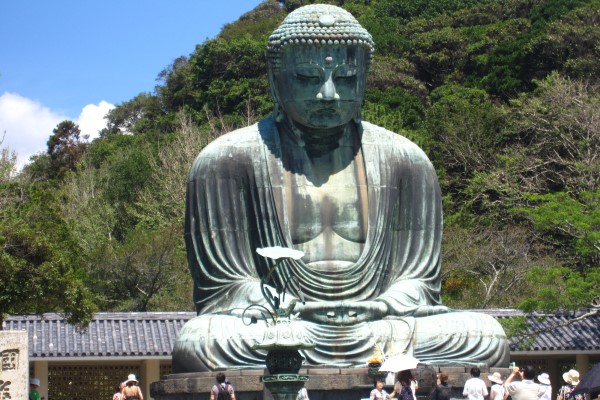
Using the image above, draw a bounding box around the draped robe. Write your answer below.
[172,116,509,372]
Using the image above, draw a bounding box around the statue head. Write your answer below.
[267,5,374,132]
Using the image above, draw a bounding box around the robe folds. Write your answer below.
[172,116,509,372]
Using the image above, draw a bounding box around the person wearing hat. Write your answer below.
[122,374,144,400]
[29,378,42,400]
[489,372,508,400]
[557,370,583,400]
[537,373,552,400]
[504,365,539,400]
[430,372,452,400]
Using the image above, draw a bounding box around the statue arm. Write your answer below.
[185,137,272,314]
[367,134,447,316]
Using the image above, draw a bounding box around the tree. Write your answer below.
[47,120,87,179]
[103,93,166,136]
[441,225,559,309]
[0,145,17,183]
[0,178,96,328]
[505,73,600,193]
[87,224,191,311]
[59,115,209,311]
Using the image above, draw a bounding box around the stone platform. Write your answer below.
[150,366,511,400]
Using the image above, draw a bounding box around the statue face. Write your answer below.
[273,45,366,130]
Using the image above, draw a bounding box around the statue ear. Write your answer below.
[267,66,285,122]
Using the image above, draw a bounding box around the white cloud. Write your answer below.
[0,92,114,170]
[0,92,67,168]
[77,100,115,141]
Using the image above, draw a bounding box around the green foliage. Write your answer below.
[526,3,600,80]
[0,147,17,181]
[515,191,600,265]
[183,35,271,122]
[58,115,214,312]
[7,0,600,319]
[88,224,191,311]
[498,315,536,350]
[518,266,600,312]
[374,0,496,21]
[441,224,555,309]
[103,93,167,136]
[0,179,96,327]
[426,84,507,179]
[364,87,425,129]
[219,0,285,42]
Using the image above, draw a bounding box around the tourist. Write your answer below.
[537,373,552,400]
[29,378,42,400]
[113,381,125,400]
[395,370,416,400]
[430,372,452,400]
[463,367,489,400]
[489,372,507,400]
[122,374,143,400]
[210,372,236,400]
[557,370,583,400]
[504,365,539,400]
[371,378,397,400]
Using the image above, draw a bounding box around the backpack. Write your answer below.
[431,384,452,400]
[217,383,231,400]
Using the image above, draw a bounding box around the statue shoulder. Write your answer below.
[361,121,430,160]
[203,123,263,155]
[188,122,264,179]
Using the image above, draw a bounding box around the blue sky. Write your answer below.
[0,0,265,168]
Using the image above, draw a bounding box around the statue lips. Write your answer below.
[308,100,359,126]
[304,99,358,114]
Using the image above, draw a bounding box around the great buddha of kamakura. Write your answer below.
[172,4,509,372]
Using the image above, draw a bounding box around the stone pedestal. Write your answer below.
[0,330,29,400]
[151,366,511,400]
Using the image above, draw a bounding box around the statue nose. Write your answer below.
[316,75,340,100]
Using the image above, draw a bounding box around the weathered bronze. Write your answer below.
[172,4,509,372]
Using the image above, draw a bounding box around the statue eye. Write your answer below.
[333,64,357,81]
[294,65,322,81]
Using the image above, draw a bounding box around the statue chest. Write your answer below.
[278,153,369,265]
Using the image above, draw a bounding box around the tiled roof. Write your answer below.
[3,312,194,359]
[481,308,600,352]
[3,309,599,359]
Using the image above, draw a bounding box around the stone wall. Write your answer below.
[151,366,511,400]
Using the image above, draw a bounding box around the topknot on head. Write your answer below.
[267,4,374,70]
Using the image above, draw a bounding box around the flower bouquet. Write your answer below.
[367,355,384,377]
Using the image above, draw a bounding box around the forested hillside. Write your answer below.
[2,0,599,328]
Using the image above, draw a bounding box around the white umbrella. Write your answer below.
[378,354,420,372]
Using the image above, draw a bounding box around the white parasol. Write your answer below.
[378,354,420,372]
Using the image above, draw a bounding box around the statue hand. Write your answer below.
[412,305,451,317]
[293,301,388,325]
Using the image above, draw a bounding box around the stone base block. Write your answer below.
[150,366,511,400]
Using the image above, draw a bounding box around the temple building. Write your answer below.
[3,309,599,400]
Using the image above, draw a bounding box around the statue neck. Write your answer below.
[280,117,357,157]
